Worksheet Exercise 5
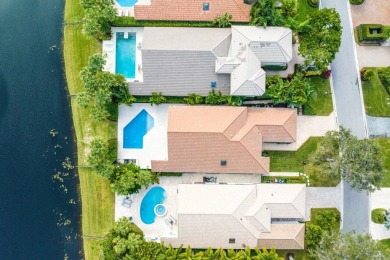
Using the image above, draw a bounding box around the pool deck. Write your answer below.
[118,103,172,169]
[115,173,263,241]
[103,27,144,82]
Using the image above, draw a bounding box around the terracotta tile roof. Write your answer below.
[134,0,251,22]
[152,106,297,174]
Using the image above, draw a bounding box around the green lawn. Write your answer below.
[308,208,341,231]
[304,77,333,116]
[380,238,390,252]
[374,138,390,187]
[296,0,318,22]
[362,68,390,117]
[266,137,340,187]
[64,0,116,259]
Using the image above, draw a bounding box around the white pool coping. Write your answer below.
[103,27,144,82]
[118,103,171,169]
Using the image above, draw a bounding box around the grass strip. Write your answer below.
[64,0,116,258]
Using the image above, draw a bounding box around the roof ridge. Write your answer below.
[281,111,297,142]
[277,31,293,61]
[211,33,232,57]
[290,186,305,219]
[223,107,248,138]
[233,0,250,19]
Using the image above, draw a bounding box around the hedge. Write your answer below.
[357,24,385,42]
[378,67,390,94]
[308,0,319,8]
[262,64,288,71]
[350,0,365,5]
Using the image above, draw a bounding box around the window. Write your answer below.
[221,160,227,166]
[229,238,235,244]
[203,3,209,11]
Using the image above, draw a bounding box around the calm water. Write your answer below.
[116,32,136,79]
[0,0,83,259]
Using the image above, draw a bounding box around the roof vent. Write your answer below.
[221,160,227,166]
[210,81,217,88]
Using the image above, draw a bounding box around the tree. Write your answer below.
[280,0,297,18]
[305,224,324,249]
[266,73,313,107]
[250,0,282,27]
[87,138,116,178]
[149,92,166,106]
[309,231,390,259]
[78,54,135,120]
[316,209,340,231]
[310,127,386,193]
[299,8,342,71]
[362,68,376,81]
[183,93,204,105]
[110,163,159,195]
[81,0,116,40]
[213,13,232,28]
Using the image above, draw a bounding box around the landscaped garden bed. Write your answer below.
[262,175,306,184]
[371,208,387,224]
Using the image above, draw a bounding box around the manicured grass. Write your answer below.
[64,0,116,259]
[266,137,340,187]
[362,68,390,117]
[304,77,333,116]
[380,238,390,252]
[374,138,390,187]
[371,208,387,224]
[296,0,318,22]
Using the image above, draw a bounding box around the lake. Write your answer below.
[0,0,83,258]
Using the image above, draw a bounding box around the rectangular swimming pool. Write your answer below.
[116,32,136,79]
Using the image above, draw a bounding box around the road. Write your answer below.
[320,0,370,233]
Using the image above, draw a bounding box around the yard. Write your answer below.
[362,68,390,117]
[266,137,340,187]
[296,0,318,22]
[304,77,333,116]
[64,0,115,258]
[374,138,390,187]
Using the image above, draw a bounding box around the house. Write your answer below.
[151,106,297,174]
[161,183,306,249]
[134,0,252,22]
[130,26,292,96]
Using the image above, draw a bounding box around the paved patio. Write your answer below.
[356,45,390,69]
[370,188,390,240]
[263,112,337,151]
[305,183,343,221]
[350,0,390,28]
[118,103,173,169]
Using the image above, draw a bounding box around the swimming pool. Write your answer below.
[140,187,167,224]
[123,109,154,149]
[116,32,136,79]
[116,0,138,7]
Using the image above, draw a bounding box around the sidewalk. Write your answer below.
[370,189,390,240]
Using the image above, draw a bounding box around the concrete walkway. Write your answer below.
[356,46,390,69]
[305,183,343,221]
[370,189,390,240]
[263,113,337,151]
[367,116,390,138]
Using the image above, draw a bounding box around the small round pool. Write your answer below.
[140,187,167,224]
[154,204,167,217]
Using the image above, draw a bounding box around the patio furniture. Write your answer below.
[122,196,132,208]
[169,215,177,224]
[165,218,173,228]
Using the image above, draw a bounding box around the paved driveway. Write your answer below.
[321,0,369,233]
[370,189,390,240]
[356,46,390,69]
[350,0,390,28]
[305,184,343,221]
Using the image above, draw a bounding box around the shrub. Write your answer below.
[378,67,390,94]
[149,92,166,106]
[305,224,323,249]
[184,93,204,105]
[316,209,340,231]
[371,208,387,224]
[213,13,232,28]
[357,24,385,43]
[350,0,365,5]
[308,0,319,8]
[205,89,228,105]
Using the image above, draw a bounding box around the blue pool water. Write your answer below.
[116,32,136,79]
[123,109,154,149]
[116,0,138,7]
[140,187,167,224]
